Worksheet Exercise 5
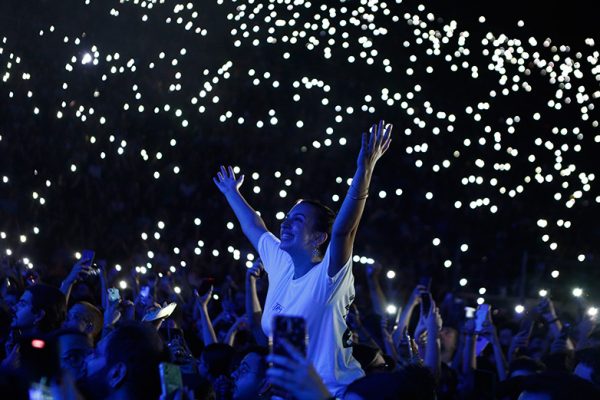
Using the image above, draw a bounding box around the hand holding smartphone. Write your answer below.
[107,288,121,303]
[81,249,95,267]
[271,315,307,358]
[474,304,490,333]
[417,276,432,290]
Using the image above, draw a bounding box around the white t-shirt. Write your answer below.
[258,232,365,397]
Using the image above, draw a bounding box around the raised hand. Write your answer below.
[66,257,94,284]
[426,305,443,334]
[194,286,213,310]
[357,120,393,171]
[535,297,558,322]
[213,165,244,195]
[267,339,332,400]
[246,258,265,281]
[408,285,427,308]
[104,293,122,327]
[508,330,530,360]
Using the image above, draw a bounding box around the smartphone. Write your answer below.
[464,306,476,319]
[420,292,432,316]
[159,362,183,396]
[417,276,432,290]
[271,315,307,358]
[81,249,95,266]
[475,304,490,333]
[108,288,121,302]
[142,302,178,322]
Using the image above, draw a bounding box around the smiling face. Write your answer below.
[279,202,321,255]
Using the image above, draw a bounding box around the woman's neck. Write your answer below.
[290,251,322,279]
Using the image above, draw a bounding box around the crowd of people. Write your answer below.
[0,120,598,400]
[1,238,599,399]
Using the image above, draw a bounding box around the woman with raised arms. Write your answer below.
[213,120,392,397]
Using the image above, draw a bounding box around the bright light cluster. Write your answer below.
[0,0,598,305]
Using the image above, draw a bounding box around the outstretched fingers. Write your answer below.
[368,124,377,150]
[227,165,236,180]
[381,124,393,153]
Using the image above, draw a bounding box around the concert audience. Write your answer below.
[0,242,598,400]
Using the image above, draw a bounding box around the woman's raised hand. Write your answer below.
[357,120,392,170]
[213,165,244,194]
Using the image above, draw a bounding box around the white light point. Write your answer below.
[515,305,525,314]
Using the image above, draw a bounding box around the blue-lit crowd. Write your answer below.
[1,121,599,399]
[1,250,599,399]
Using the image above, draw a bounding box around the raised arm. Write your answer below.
[195,287,218,345]
[245,259,268,346]
[213,165,268,250]
[479,309,508,381]
[60,257,93,304]
[329,120,392,276]
[424,303,443,380]
[392,285,426,348]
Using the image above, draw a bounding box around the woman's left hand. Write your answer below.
[357,120,392,171]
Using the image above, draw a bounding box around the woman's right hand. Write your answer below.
[213,165,244,195]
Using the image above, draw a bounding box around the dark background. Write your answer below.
[0,0,598,306]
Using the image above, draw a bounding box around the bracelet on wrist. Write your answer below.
[348,184,369,200]
[348,191,369,200]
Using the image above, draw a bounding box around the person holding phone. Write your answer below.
[214,120,392,396]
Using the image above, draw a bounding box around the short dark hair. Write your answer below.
[296,199,336,254]
[105,321,167,398]
[26,284,67,333]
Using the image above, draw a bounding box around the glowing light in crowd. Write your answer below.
[515,305,525,314]
[0,0,597,303]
